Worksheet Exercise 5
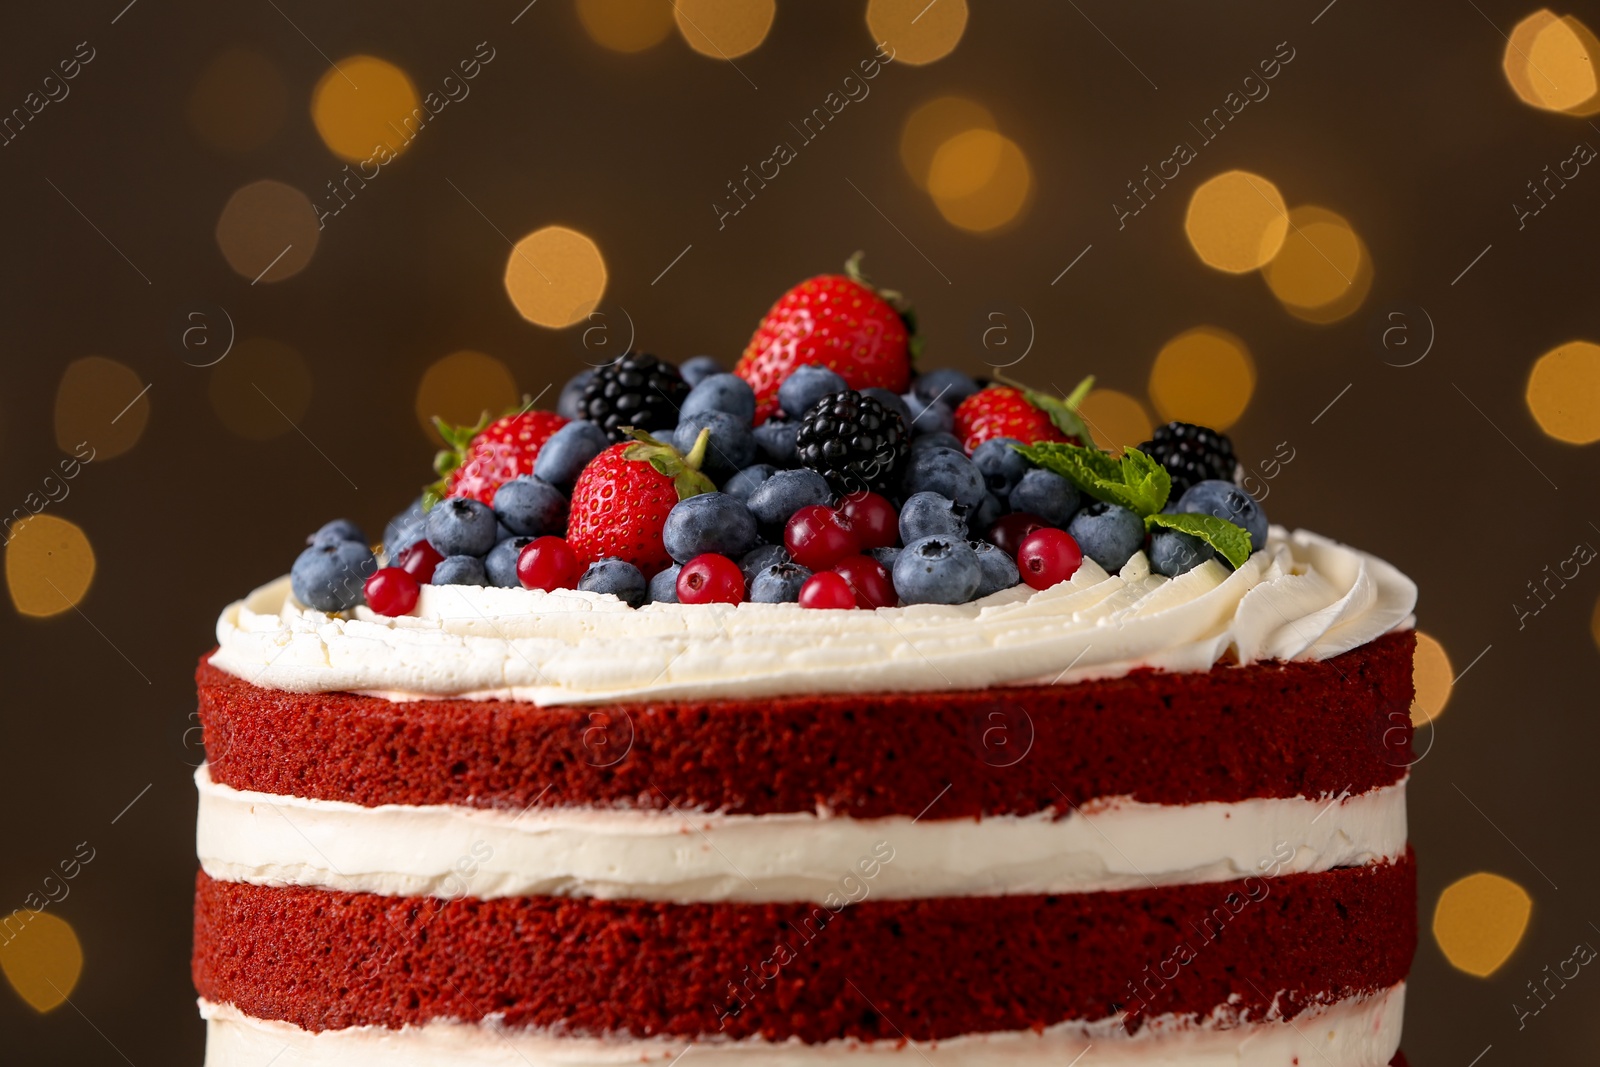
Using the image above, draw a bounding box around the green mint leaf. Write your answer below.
[1117,447,1172,516]
[1146,511,1253,569]
[1023,384,1090,443]
[1014,441,1168,514]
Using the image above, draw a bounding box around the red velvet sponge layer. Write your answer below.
[198,630,1414,818]
[194,854,1415,1043]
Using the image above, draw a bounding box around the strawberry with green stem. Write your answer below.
[953,375,1094,454]
[429,405,569,506]
[567,427,715,577]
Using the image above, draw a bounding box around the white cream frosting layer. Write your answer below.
[209,528,1416,706]
[195,767,1406,904]
[200,984,1405,1066]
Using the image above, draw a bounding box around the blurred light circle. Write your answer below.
[1432,872,1533,977]
[5,515,95,619]
[54,356,148,461]
[673,0,776,59]
[1261,206,1372,324]
[209,338,313,440]
[928,129,1033,233]
[900,96,996,189]
[215,179,320,283]
[1411,632,1454,725]
[1591,594,1600,652]
[1526,340,1600,444]
[1148,327,1256,431]
[867,0,969,65]
[0,911,83,1013]
[1504,11,1600,115]
[311,55,421,163]
[1077,388,1153,455]
[1184,170,1289,274]
[416,351,520,441]
[504,226,608,328]
[187,48,286,155]
[578,0,675,52]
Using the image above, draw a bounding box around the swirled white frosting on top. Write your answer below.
[209,527,1415,706]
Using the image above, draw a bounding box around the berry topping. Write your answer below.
[1149,527,1221,578]
[648,563,682,603]
[749,561,813,603]
[1138,422,1239,497]
[798,570,859,609]
[580,352,690,442]
[902,446,986,508]
[682,373,757,424]
[838,491,898,550]
[1068,502,1145,573]
[578,557,649,607]
[532,420,609,491]
[784,504,861,572]
[899,491,968,543]
[987,512,1047,557]
[970,437,1030,497]
[893,535,983,605]
[363,567,420,617]
[485,536,533,587]
[1175,479,1268,551]
[724,463,778,504]
[290,540,377,612]
[795,389,909,495]
[432,555,488,586]
[747,469,833,535]
[972,542,1021,598]
[663,492,759,564]
[433,408,570,505]
[491,476,568,538]
[566,432,715,576]
[676,553,746,604]
[309,518,366,546]
[395,539,444,583]
[1010,468,1080,526]
[1016,528,1084,590]
[425,497,499,558]
[832,554,896,608]
[679,354,725,388]
[778,364,848,420]
[517,536,583,591]
[953,383,1092,455]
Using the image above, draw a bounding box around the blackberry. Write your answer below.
[1137,421,1238,496]
[581,353,690,442]
[795,390,908,495]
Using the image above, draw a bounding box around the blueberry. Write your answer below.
[972,492,1006,534]
[724,464,777,504]
[533,420,608,490]
[753,418,799,465]
[910,431,964,454]
[862,387,911,424]
[681,373,756,424]
[902,447,985,508]
[425,497,498,557]
[680,355,725,388]
[492,477,568,538]
[1009,469,1079,526]
[663,492,759,563]
[740,544,789,583]
[901,393,954,435]
[899,491,968,542]
[779,364,848,419]
[1149,527,1220,578]
[557,369,593,421]
[749,561,813,603]
[912,369,980,406]
[972,541,1021,598]
[674,410,756,480]
[1068,502,1145,573]
[746,468,833,531]
[893,535,982,605]
[383,497,425,548]
[867,545,901,570]
[649,564,682,603]
[485,536,533,587]
[1176,479,1268,551]
[384,527,424,565]
[291,540,376,612]
[579,557,648,607]
[308,518,366,546]
[971,437,1029,497]
[431,554,488,586]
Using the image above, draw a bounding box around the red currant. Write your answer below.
[1016,528,1083,590]
[517,536,583,591]
[838,492,898,550]
[677,553,745,604]
[799,571,858,609]
[396,540,444,583]
[832,555,896,609]
[364,567,421,616]
[988,512,1047,558]
[785,505,861,571]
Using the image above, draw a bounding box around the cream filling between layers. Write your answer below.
[199,984,1405,1066]
[209,528,1417,706]
[195,767,1406,903]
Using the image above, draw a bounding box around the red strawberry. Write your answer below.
[953,377,1094,454]
[735,253,914,423]
[433,409,569,505]
[567,430,715,577]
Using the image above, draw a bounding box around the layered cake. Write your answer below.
[193,261,1418,1065]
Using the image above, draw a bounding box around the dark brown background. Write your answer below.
[2,1,1597,1062]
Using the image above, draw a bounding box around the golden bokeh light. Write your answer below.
[866,0,969,65]
[899,96,996,189]
[1148,327,1256,430]
[1591,594,1600,653]
[312,56,422,163]
[504,226,608,328]
[1261,206,1372,324]
[215,179,320,283]
[1526,340,1600,444]
[578,0,676,52]
[5,516,95,619]
[1412,631,1454,726]
[53,356,149,461]
[673,0,776,59]
[1504,11,1600,115]
[928,129,1033,233]
[0,911,83,1013]
[187,47,287,155]
[209,338,313,441]
[1184,170,1290,274]
[1078,388,1154,455]
[416,351,520,441]
[1433,872,1533,977]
